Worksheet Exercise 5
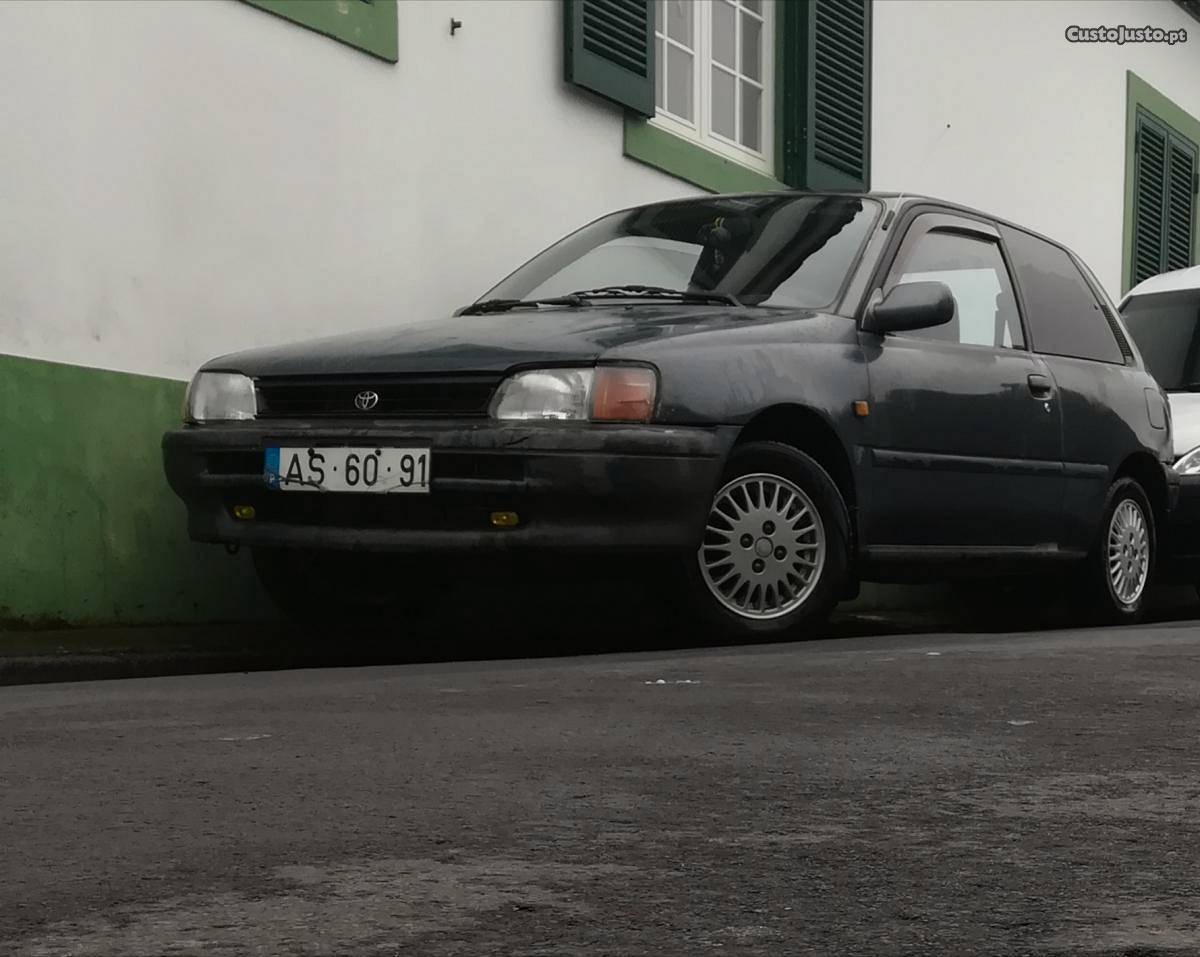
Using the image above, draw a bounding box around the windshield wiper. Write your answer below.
[459,285,741,315]
[570,284,742,307]
[459,294,588,316]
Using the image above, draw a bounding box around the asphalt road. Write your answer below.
[4,622,1200,956]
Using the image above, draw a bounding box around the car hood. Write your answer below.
[203,304,818,377]
[1169,392,1200,458]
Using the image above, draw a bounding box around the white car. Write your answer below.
[1120,267,1200,590]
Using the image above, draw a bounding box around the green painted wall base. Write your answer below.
[0,356,976,630]
[0,354,270,626]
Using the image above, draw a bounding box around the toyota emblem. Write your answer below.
[354,390,380,412]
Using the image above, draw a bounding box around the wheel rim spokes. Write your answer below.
[1106,499,1149,607]
[698,472,827,620]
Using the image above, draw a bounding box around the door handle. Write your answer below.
[1027,374,1054,400]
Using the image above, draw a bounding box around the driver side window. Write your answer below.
[887,229,1026,349]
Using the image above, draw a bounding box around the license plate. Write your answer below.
[265,447,430,493]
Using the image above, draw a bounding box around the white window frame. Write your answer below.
[652,0,775,176]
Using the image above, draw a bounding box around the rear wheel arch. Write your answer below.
[1114,451,1168,532]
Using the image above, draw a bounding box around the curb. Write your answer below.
[4,587,1195,687]
[0,612,940,687]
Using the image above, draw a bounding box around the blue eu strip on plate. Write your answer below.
[264,447,281,489]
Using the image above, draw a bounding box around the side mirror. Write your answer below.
[863,281,956,335]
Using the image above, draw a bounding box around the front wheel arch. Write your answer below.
[684,441,851,639]
[733,404,857,515]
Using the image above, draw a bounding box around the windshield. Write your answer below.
[481,194,881,309]
[1120,289,1200,391]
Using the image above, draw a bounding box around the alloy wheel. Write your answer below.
[1107,498,1150,606]
[698,472,827,620]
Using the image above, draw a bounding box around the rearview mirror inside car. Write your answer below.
[863,281,955,335]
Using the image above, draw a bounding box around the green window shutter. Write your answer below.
[1132,110,1198,284]
[1133,118,1168,285]
[1167,137,1197,271]
[243,0,398,63]
[564,0,655,117]
[780,0,871,191]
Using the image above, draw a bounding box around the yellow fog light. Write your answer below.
[490,510,519,528]
[232,504,256,521]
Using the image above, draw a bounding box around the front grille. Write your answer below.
[255,374,503,419]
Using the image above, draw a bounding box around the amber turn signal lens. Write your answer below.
[490,511,519,528]
[232,504,256,521]
[591,367,657,422]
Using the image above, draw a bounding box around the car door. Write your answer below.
[859,212,1067,551]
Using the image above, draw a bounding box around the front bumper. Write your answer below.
[162,420,736,553]
[1161,472,1200,580]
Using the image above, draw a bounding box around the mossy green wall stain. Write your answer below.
[0,354,270,625]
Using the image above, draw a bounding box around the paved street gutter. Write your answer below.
[3,583,1195,686]
[0,613,942,687]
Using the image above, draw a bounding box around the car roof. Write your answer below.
[1124,263,1200,299]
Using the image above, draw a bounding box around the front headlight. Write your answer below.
[491,368,594,421]
[1175,446,1200,475]
[490,366,657,422]
[185,372,257,422]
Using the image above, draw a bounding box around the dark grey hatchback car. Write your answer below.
[164,192,1175,637]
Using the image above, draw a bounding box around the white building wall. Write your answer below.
[0,0,697,381]
[2,0,1198,382]
[873,0,1200,297]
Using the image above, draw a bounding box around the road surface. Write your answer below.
[4,622,1200,955]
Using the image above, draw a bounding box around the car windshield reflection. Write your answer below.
[481,194,881,310]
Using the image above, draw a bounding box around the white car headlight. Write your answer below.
[1175,446,1200,475]
[186,372,257,422]
[490,366,659,422]
[491,368,595,421]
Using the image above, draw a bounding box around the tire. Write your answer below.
[685,441,850,641]
[1084,478,1155,625]
[252,547,431,624]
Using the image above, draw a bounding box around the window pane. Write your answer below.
[1121,290,1200,390]
[740,12,762,81]
[740,81,761,151]
[743,0,763,14]
[890,232,1025,349]
[525,237,702,300]
[711,67,735,139]
[712,1,736,68]
[1001,226,1123,363]
[667,45,694,120]
[665,0,693,46]
[482,195,881,311]
[655,38,664,109]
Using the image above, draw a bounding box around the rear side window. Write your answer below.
[1000,226,1125,364]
